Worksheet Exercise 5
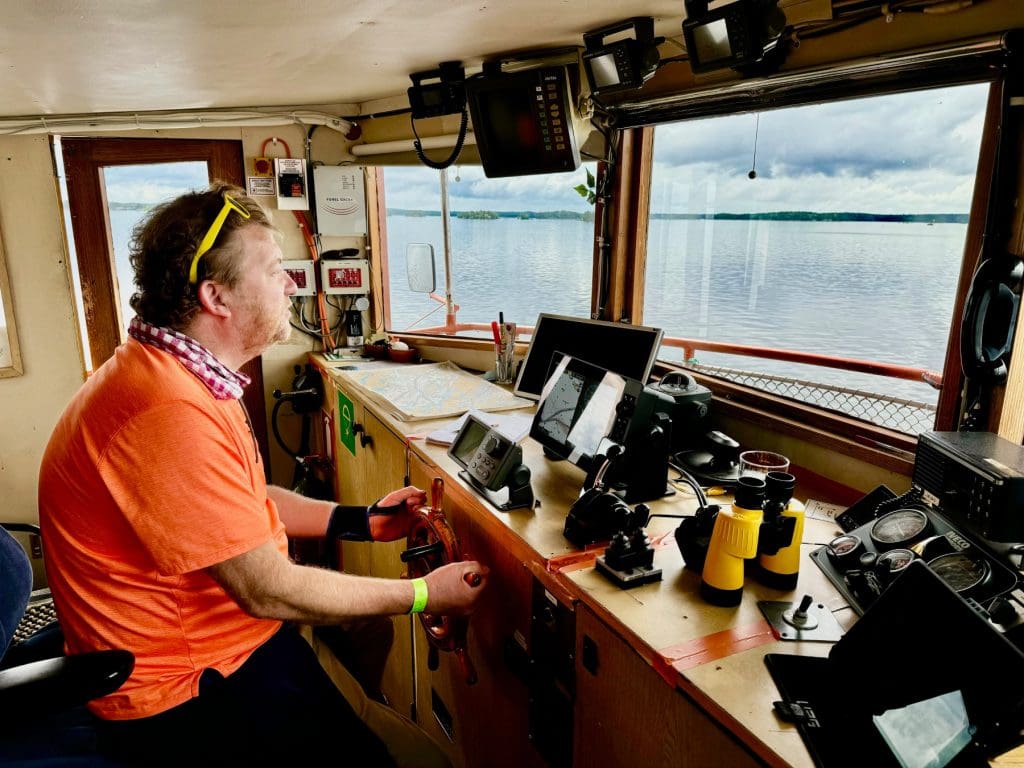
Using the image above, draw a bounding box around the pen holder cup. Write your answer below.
[495,349,515,384]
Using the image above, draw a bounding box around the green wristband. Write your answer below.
[409,578,429,614]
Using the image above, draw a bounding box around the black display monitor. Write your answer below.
[513,313,664,401]
[465,66,581,178]
[530,354,642,472]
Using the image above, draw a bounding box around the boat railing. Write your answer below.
[401,323,940,434]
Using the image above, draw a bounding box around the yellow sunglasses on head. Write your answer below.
[187,193,251,285]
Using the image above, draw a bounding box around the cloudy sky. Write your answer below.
[386,81,989,215]
[92,81,989,216]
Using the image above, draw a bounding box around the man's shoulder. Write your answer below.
[69,341,217,433]
[95,339,206,403]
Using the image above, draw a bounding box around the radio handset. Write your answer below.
[960,256,1024,383]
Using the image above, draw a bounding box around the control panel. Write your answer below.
[466,432,514,489]
[449,414,522,493]
[913,431,1024,543]
[448,412,533,511]
[282,260,316,297]
[321,259,370,295]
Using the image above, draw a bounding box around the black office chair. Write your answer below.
[0,523,134,764]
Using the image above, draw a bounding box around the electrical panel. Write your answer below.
[274,157,309,211]
[282,260,317,296]
[321,259,370,295]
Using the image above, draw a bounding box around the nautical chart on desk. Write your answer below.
[339,361,533,421]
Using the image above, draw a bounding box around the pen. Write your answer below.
[499,312,504,325]
[491,320,502,348]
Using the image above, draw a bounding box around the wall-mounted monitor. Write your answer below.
[513,313,664,401]
[465,66,581,178]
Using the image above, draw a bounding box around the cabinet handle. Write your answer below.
[351,422,373,448]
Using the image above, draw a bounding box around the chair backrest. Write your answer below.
[0,526,33,659]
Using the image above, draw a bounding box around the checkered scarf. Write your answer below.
[128,317,250,401]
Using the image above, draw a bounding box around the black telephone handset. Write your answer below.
[960,256,1024,383]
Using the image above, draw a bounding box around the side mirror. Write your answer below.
[407,243,437,294]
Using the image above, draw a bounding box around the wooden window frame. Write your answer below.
[613,79,1004,472]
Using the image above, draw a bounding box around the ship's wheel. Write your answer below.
[401,477,478,685]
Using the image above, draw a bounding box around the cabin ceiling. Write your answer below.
[1,0,683,119]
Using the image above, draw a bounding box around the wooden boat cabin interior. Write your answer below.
[4,1,1024,765]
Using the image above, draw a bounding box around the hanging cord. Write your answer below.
[259,136,293,159]
[411,108,469,170]
[592,114,618,319]
[748,113,761,179]
[292,210,336,353]
[305,125,320,238]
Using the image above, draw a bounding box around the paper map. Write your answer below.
[337,361,533,421]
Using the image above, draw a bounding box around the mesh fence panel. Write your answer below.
[687,363,936,435]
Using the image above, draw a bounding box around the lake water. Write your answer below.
[110,209,963,406]
[386,216,965,405]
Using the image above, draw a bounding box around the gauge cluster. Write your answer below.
[810,503,1019,620]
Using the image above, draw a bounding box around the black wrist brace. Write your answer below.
[327,504,371,542]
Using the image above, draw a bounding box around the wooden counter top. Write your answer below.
[314,356,853,768]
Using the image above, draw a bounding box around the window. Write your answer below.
[645,84,989,435]
[382,163,598,334]
[103,163,210,328]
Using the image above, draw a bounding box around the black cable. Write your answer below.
[672,466,708,508]
[271,398,302,461]
[411,108,469,170]
[340,106,412,121]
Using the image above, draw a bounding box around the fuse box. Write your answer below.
[282,260,316,297]
[321,259,370,295]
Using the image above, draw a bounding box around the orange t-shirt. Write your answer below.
[38,339,287,720]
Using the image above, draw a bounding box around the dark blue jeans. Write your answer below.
[98,624,395,767]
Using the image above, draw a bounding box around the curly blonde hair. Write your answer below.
[129,181,274,329]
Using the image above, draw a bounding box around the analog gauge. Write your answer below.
[870,508,929,549]
[827,534,864,569]
[875,548,916,582]
[928,552,990,594]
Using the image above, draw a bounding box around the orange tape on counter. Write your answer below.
[655,620,776,677]
[546,546,604,573]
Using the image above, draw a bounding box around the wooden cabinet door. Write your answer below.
[407,452,541,768]
[573,603,765,768]
[358,409,414,718]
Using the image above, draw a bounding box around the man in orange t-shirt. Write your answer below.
[38,183,487,767]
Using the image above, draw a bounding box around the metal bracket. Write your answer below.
[758,594,844,642]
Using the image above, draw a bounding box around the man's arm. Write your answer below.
[269,484,428,543]
[208,540,487,623]
[267,485,334,538]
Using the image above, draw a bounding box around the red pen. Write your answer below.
[491,320,502,348]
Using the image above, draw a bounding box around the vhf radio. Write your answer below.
[913,431,1024,543]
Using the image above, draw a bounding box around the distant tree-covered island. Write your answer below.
[389,208,595,221]
[389,208,967,223]
[109,202,154,211]
[110,202,967,225]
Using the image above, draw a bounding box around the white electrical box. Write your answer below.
[321,259,370,295]
[282,260,317,296]
[313,166,367,236]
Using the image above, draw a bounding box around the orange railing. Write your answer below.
[404,323,943,390]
